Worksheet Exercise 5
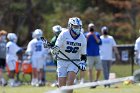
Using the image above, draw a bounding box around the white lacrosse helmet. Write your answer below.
[7,33,17,43]
[68,17,82,35]
[52,25,62,36]
[32,29,43,39]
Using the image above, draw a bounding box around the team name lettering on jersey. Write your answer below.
[66,41,81,46]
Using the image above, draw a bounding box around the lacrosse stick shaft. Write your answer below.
[58,50,80,69]
[40,37,81,70]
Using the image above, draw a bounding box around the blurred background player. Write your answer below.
[6,33,22,87]
[0,30,7,86]
[51,17,87,93]
[51,25,62,46]
[100,26,120,87]
[50,25,62,87]
[86,23,102,88]
[134,29,140,66]
[26,29,47,87]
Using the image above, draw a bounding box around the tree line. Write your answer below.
[0,0,140,46]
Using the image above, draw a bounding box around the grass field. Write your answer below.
[0,83,140,93]
[0,64,140,93]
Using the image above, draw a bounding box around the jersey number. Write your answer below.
[35,45,42,51]
[65,46,79,53]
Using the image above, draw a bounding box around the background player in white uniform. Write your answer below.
[134,29,140,66]
[50,25,62,87]
[6,33,21,87]
[26,29,47,86]
[51,17,87,93]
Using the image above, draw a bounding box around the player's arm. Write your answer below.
[16,48,25,60]
[112,38,120,60]
[51,32,64,55]
[78,36,87,71]
[95,33,102,45]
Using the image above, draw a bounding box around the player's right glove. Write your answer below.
[51,46,60,55]
[78,61,86,71]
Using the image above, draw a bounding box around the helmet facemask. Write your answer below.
[71,24,81,35]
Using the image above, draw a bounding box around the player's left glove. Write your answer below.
[78,61,86,71]
[51,46,60,55]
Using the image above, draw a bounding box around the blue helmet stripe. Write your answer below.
[76,18,80,25]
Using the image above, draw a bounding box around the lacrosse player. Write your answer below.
[26,29,47,87]
[134,29,140,66]
[6,33,22,87]
[0,30,7,86]
[51,17,87,93]
[50,25,62,87]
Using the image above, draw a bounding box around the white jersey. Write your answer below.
[135,37,140,58]
[55,30,87,61]
[100,35,116,60]
[26,38,46,58]
[6,41,21,61]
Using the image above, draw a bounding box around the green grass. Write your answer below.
[0,83,140,93]
[0,85,56,93]
[0,64,140,93]
[75,84,140,93]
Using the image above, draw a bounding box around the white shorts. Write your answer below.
[31,56,45,70]
[6,59,16,71]
[87,56,102,70]
[57,60,79,77]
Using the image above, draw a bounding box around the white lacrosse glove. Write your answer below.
[43,42,48,48]
[51,46,60,55]
[78,61,86,71]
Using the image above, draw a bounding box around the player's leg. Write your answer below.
[7,60,19,87]
[87,56,94,82]
[51,59,58,87]
[36,58,44,86]
[67,72,77,93]
[42,60,47,86]
[0,59,7,86]
[31,57,38,86]
[95,56,102,81]
[79,70,85,84]
[104,60,112,87]
[67,62,79,93]
[107,60,112,80]
[57,60,67,87]
[58,77,67,87]
[102,60,108,80]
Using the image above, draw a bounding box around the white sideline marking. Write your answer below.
[46,76,133,93]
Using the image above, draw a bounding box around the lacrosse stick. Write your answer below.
[40,37,84,71]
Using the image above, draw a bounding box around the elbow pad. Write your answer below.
[81,55,87,62]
